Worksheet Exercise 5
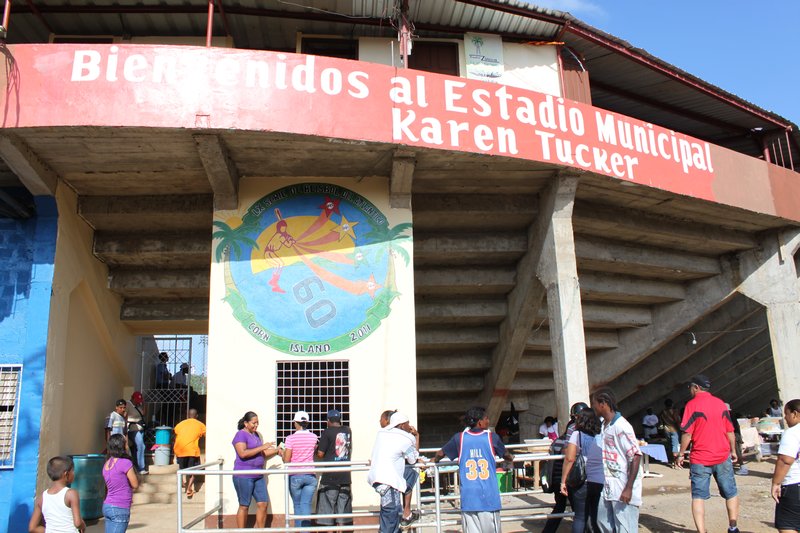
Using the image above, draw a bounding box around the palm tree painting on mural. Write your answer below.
[213,217,259,324]
[363,222,412,320]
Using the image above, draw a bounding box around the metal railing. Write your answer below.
[176,447,572,532]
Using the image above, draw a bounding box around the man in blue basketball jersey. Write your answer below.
[434,407,514,533]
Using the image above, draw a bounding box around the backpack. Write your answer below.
[539,426,572,493]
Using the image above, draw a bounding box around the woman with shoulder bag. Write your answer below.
[561,407,605,533]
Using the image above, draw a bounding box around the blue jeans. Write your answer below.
[289,474,317,528]
[375,485,402,533]
[666,431,680,454]
[128,430,145,471]
[103,504,131,533]
[570,482,588,533]
[690,458,738,500]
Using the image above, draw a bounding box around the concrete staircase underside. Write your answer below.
[26,127,785,440]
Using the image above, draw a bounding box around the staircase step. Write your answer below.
[132,492,175,505]
[138,481,179,494]
[147,463,179,475]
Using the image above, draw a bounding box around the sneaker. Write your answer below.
[400,511,420,527]
[139,470,148,475]
[728,527,740,533]
[735,466,749,475]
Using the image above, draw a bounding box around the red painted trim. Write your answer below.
[1,44,797,222]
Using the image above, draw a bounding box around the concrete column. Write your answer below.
[738,228,800,403]
[765,302,800,401]
[537,177,590,425]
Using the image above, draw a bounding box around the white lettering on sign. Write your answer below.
[69,47,715,180]
[70,48,371,100]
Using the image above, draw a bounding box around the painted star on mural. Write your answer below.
[336,215,358,241]
[366,273,381,298]
[319,196,341,217]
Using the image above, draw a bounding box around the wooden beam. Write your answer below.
[193,134,240,210]
[0,134,59,195]
[390,149,415,209]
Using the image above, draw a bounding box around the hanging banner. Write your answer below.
[465,33,504,81]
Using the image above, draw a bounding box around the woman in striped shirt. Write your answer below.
[280,411,319,530]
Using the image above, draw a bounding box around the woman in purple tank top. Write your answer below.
[102,434,139,533]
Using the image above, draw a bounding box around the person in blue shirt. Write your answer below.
[434,407,514,533]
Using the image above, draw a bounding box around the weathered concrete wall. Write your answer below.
[0,197,57,533]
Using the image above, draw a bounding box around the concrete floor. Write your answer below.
[86,457,778,532]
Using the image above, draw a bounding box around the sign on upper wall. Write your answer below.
[213,183,411,355]
[0,44,797,221]
[465,33,504,82]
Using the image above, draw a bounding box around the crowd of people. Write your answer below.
[27,378,800,533]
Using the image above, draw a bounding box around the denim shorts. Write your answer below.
[233,475,268,506]
[403,464,418,494]
[689,458,737,500]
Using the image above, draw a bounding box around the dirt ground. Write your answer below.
[507,456,779,532]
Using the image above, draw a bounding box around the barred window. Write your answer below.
[276,361,350,443]
[0,365,22,468]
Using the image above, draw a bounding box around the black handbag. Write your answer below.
[566,432,588,488]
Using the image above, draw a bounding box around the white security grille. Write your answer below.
[0,365,22,468]
[276,361,350,443]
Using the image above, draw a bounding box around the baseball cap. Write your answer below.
[688,374,711,389]
[326,409,342,421]
[293,410,310,423]
[386,412,409,429]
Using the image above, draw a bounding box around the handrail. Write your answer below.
[175,453,571,532]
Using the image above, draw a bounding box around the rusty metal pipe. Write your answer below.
[206,0,214,47]
[2,0,11,35]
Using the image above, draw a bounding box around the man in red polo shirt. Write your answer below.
[675,374,740,533]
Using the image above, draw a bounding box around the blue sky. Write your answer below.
[528,1,800,125]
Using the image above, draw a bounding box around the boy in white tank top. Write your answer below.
[28,455,86,532]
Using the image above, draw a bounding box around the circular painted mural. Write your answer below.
[213,183,411,355]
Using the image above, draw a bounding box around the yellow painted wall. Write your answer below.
[206,176,417,516]
[37,184,142,490]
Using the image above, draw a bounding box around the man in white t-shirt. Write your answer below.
[642,408,659,441]
[367,412,420,533]
[592,388,642,533]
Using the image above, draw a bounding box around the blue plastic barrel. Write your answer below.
[70,454,106,520]
[155,426,172,445]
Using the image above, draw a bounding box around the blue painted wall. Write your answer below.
[0,196,58,532]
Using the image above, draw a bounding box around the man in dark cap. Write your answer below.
[675,374,740,533]
[316,409,353,528]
